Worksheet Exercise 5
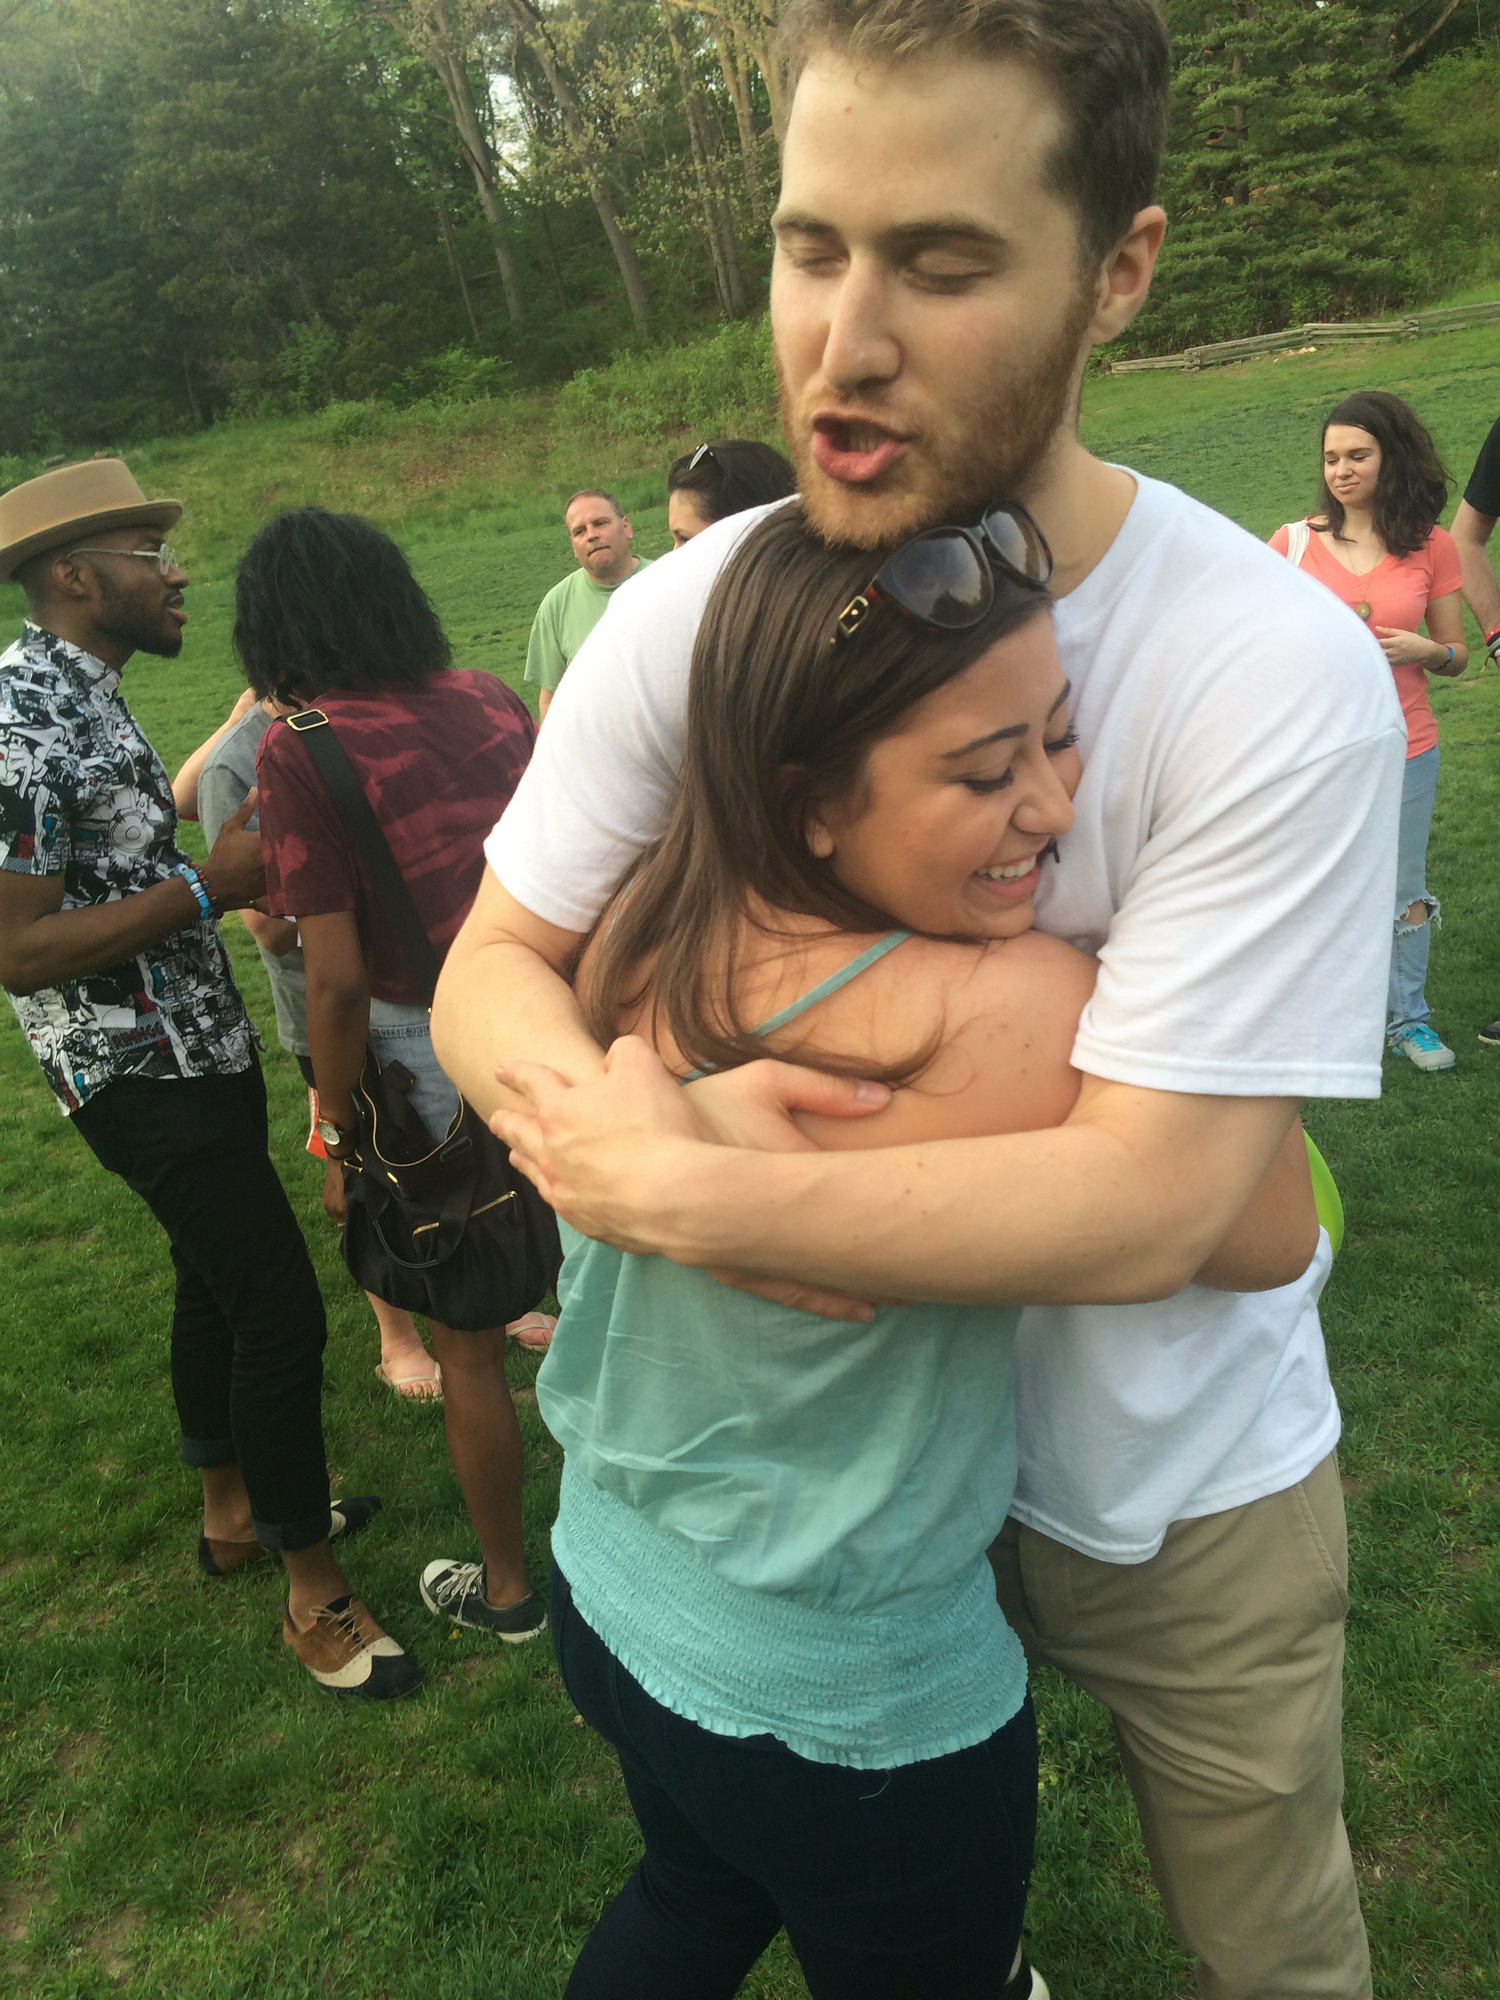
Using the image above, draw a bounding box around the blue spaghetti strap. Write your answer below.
[682,930,913,1081]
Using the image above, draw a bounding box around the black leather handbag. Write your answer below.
[283,708,561,1332]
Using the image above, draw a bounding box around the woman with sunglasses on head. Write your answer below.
[666,438,797,547]
[1270,391,1466,1072]
[538,504,1320,2000]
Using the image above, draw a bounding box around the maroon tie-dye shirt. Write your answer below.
[256,670,535,1005]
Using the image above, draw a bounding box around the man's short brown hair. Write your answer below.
[565,490,623,518]
[776,0,1170,265]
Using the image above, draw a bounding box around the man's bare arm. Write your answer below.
[493,1039,1301,1306]
[1452,500,1500,639]
[430,867,605,1118]
[0,795,265,996]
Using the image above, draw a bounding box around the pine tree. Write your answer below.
[1128,0,1415,354]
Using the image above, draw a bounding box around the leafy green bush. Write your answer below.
[317,400,390,446]
[392,347,514,409]
[555,316,778,444]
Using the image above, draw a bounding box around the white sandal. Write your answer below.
[374,1357,443,1400]
[506,1312,556,1352]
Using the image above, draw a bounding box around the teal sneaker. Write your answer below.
[1389,1023,1456,1071]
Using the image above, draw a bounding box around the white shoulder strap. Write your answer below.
[1283,520,1311,567]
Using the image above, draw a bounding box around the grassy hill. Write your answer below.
[3,326,1500,1999]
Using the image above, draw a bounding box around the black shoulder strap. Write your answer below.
[282,709,442,1006]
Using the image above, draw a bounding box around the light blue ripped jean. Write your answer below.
[366,997,462,1146]
[1388,743,1441,1040]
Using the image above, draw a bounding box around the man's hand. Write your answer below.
[493,1039,891,1322]
[492,1037,707,1252]
[322,1158,347,1226]
[203,790,266,909]
[684,1060,890,1151]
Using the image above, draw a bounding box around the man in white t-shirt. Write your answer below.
[432,2,1402,1994]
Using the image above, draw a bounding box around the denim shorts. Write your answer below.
[366,997,462,1145]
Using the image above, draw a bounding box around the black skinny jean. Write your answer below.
[551,1564,1038,2000]
[72,1059,331,1549]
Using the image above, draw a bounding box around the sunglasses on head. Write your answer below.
[834,501,1053,642]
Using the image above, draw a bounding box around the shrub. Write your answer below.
[392,347,513,409]
[317,401,390,447]
[554,317,778,445]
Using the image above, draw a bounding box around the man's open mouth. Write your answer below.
[810,414,909,485]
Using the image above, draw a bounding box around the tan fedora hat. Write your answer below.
[0,458,182,583]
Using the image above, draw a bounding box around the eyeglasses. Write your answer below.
[68,543,181,576]
[834,502,1053,642]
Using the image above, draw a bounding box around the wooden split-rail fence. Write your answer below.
[1101,298,1500,375]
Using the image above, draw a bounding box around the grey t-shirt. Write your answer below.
[199,706,310,1057]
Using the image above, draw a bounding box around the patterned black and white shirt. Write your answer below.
[0,621,254,1112]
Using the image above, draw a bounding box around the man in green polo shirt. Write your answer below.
[524,490,651,718]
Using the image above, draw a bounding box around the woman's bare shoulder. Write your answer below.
[793,929,1098,1150]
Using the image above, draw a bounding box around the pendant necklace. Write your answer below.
[1356,599,1371,621]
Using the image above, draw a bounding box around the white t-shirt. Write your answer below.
[489,475,1405,1562]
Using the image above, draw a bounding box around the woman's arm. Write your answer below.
[1375,590,1467,677]
[241,909,299,957]
[300,909,370,1223]
[300,911,371,1134]
[171,688,259,818]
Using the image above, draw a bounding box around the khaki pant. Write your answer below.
[990,1455,1370,2000]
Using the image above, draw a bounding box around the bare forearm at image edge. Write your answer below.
[1460,540,1500,636]
[0,876,200,996]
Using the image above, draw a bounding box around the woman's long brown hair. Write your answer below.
[578,505,1051,1082]
[1317,390,1450,559]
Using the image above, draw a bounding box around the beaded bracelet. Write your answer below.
[174,862,219,921]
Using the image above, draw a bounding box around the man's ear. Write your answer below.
[45,552,97,605]
[1086,204,1168,348]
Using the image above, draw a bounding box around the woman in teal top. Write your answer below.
[538,506,1320,1999]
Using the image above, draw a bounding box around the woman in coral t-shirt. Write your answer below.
[1272,390,1467,1071]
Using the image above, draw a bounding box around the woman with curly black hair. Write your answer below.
[1272,390,1467,1071]
[240,506,551,1655]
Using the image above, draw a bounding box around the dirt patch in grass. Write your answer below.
[1358,1829,1444,1886]
[33,1604,111,1635]
[53,1729,104,1773]
[0,1878,54,1942]
[86,1904,143,1983]
[217,1886,270,1934]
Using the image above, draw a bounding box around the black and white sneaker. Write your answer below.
[329,1495,381,1541]
[419,1559,548,1642]
[1003,1954,1050,2000]
[1478,1018,1500,1047]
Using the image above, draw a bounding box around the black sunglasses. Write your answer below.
[834,501,1054,642]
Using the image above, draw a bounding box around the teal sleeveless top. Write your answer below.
[537,933,1029,1770]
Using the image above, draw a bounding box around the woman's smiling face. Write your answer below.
[805,615,1080,940]
[1323,424,1382,511]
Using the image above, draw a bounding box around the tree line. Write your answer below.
[0,0,1495,457]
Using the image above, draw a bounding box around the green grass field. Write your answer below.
[4,326,1500,1997]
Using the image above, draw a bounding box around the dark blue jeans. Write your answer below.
[552,1563,1037,2000]
[72,1059,331,1549]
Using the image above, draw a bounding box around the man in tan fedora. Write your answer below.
[0,458,422,1700]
